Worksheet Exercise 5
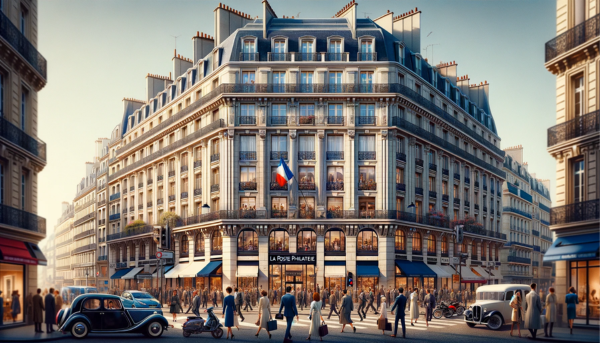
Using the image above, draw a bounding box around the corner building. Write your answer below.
[104,1,507,297]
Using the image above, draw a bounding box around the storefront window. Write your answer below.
[238,230,258,252]
[324,229,345,252]
[0,263,24,324]
[395,230,406,252]
[570,260,600,325]
[357,276,379,292]
[211,231,222,254]
[412,232,422,254]
[297,230,316,252]
[195,233,205,256]
[427,234,436,254]
[357,229,378,253]
[271,197,288,218]
[299,197,315,219]
[269,229,289,252]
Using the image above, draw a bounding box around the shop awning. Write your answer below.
[25,243,47,266]
[473,267,493,280]
[197,261,222,277]
[121,267,144,280]
[110,268,133,279]
[458,266,486,283]
[180,261,209,278]
[395,260,436,278]
[0,238,40,265]
[164,262,190,279]
[152,265,174,277]
[137,267,156,279]
[428,264,453,278]
[356,261,379,277]
[324,261,346,278]
[543,233,599,262]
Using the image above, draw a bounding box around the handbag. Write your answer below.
[275,313,284,320]
[267,319,278,331]
[318,321,328,337]
[377,318,388,330]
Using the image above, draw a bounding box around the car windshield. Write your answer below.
[131,292,153,299]
[476,291,504,301]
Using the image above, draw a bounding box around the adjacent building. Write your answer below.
[54,202,74,291]
[38,232,55,290]
[544,0,600,327]
[0,0,48,327]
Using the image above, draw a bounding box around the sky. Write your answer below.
[37,0,557,239]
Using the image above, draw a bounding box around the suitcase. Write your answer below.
[319,322,328,337]
[267,319,277,331]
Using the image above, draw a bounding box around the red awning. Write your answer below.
[0,238,38,265]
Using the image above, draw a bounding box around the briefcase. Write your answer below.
[378,318,389,330]
[275,313,284,320]
[385,321,392,331]
[319,321,328,337]
[267,319,278,331]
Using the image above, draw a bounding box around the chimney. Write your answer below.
[192,32,215,64]
[334,0,358,39]
[503,144,524,164]
[541,179,550,190]
[456,74,470,95]
[374,10,393,34]
[172,50,193,79]
[392,8,421,54]
[262,0,277,39]
[214,3,254,45]
[437,61,457,86]
[61,201,70,214]
[468,81,491,114]
[146,73,171,102]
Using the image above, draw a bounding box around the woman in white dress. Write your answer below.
[410,288,419,325]
[378,296,388,335]
[307,292,325,341]
[255,290,272,339]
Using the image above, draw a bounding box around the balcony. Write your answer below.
[239,181,257,191]
[270,151,288,160]
[508,255,531,264]
[503,206,533,219]
[532,261,539,267]
[157,175,164,181]
[296,52,319,61]
[122,208,127,214]
[147,179,153,185]
[299,208,315,219]
[545,14,600,62]
[0,10,47,79]
[429,163,437,171]
[358,151,376,160]
[396,183,406,192]
[429,190,437,198]
[299,116,315,125]
[396,152,406,162]
[357,52,377,61]
[474,204,480,210]
[98,219,105,226]
[326,151,344,160]
[74,229,94,241]
[168,171,175,178]
[238,116,256,125]
[356,116,376,125]
[168,195,175,202]
[464,200,470,207]
[464,177,470,184]
[157,198,164,205]
[270,209,287,218]
[239,151,257,161]
[358,181,377,191]
[129,206,134,212]
[194,188,202,196]
[211,184,220,193]
[326,52,348,61]
[0,204,46,234]
[454,198,460,205]
[483,206,488,212]
[327,182,344,191]
[415,187,423,196]
[98,255,108,261]
[74,213,95,227]
[532,229,540,237]
[129,186,134,192]
[454,173,460,180]
[72,243,96,255]
[415,158,424,167]
[210,153,220,163]
[109,192,120,201]
[181,165,188,173]
[298,182,316,191]
[541,234,552,241]
[239,52,259,61]
[147,201,152,208]
[534,245,541,252]
[270,116,288,125]
[181,192,188,199]
[270,182,288,191]
[98,199,106,207]
[106,225,154,242]
[442,194,449,202]
[327,210,343,219]
[475,181,480,188]
[442,169,449,176]
[547,110,599,147]
[298,151,315,160]
[194,160,202,169]
[327,116,345,125]
[138,182,143,188]
[268,52,291,61]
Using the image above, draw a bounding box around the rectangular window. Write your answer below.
[240,197,256,211]
[271,135,287,152]
[242,71,255,84]
[274,40,286,53]
[358,197,375,217]
[299,135,315,152]
[241,104,255,121]
[360,71,373,84]
[298,167,315,184]
[574,75,584,118]
[301,72,313,84]
[21,88,27,131]
[299,104,315,118]
[271,197,288,212]
[301,40,314,53]
[574,160,585,203]
[20,6,27,34]
[396,167,404,184]
[358,167,375,186]
[243,39,256,53]
[327,167,343,184]
[21,173,26,210]
[327,197,343,214]
[328,104,343,123]
[240,135,256,152]
[359,104,375,125]
[358,135,375,152]
[329,40,342,53]
[240,166,256,182]
[326,135,343,152]
[328,72,342,92]
[442,181,448,195]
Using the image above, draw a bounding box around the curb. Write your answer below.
[0,334,70,343]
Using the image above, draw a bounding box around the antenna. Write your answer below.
[297,12,300,18]
[170,34,181,51]
[427,31,433,38]
[423,43,441,65]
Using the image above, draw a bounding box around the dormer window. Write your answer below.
[270,37,289,61]
[299,38,317,61]
[359,38,374,61]
[415,56,422,75]
[328,38,343,61]
[397,44,405,65]
[241,38,257,61]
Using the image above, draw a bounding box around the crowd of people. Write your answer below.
[0,288,65,334]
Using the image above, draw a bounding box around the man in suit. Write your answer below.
[327,291,339,319]
[191,290,201,317]
[298,288,304,311]
[201,288,208,308]
[525,283,543,339]
[357,289,367,321]
[390,287,407,338]
[243,290,253,311]
[424,289,436,327]
[278,286,299,341]
[366,288,378,314]
[44,287,56,333]
[32,288,44,333]
[212,289,218,308]
[234,288,245,321]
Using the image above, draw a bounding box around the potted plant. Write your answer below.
[159,211,182,227]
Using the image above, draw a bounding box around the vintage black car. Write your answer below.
[57,294,168,339]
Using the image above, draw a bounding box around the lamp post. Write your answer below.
[85,270,89,287]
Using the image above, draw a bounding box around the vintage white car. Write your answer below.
[464,284,531,330]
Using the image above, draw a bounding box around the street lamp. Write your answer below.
[85,270,89,287]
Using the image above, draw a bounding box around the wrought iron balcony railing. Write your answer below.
[327,181,344,191]
[396,183,406,192]
[429,191,437,198]
[270,151,288,160]
[270,182,288,191]
[296,52,319,61]
[157,198,163,205]
[503,206,533,219]
[181,192,188,199]
[356,116,376,125]
[545,13,600,62]
[550,199,599,225]
[358,151,376,160]
[442,194,449,202]
[358,182,377,191]
[268,52,291,61]
[194,160,202,169]
[547,110,599,147]
[0,117,47,161]
[327,116,345,125]
[298,151,315,160]
[180,165,188,173]
[357,52,377,61]
[415,158,424,167]
[239,182,257,191]
[396,152,406,162]
[0,204,46,234]
[298,182,316,191]
[507,255,531,264]
[0,10,47,79]
[326,151,344,160]
[239,151,257,161]
[415,187,423,195]
[211,153,220,162]
[326,52,348,61]
[211,184,220,193]
[238,116,256,125]
[442,168,449,176]
[239,52,259,61]
[194,188,202,196]
[168,195,175,202]
[429,163,437,171]
[270,116,288,125]
[299,116,315,125]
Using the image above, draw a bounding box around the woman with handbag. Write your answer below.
[307,292,324,341]
[544,287,557,337]
[378,296,388,335]
[510,290,523,337]
[255,290,272,339]
[170,290,181,322]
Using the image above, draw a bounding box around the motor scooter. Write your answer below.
[449,301,465,316]
[182,306,224,338]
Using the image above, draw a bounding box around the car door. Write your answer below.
[102,298,130,330]
[80,298,103,331]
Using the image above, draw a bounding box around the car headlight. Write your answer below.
[138,301,147,305]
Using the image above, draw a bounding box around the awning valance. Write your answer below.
[180,261,209,278]
[395,260,436,278]
[110,268,133,279]
[197,261,222,277]
[25,243,47,266]
[152,265,174,277]
[122,267,144,280]
[237,265,259,277]
[543,233,599,262]
[0,238,40,265]
[458,266,486,283]
[356,261,379,277]
[428,264,454,278]
[164,262,190,279]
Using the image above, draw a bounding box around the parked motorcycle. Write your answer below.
[433,302,454,319]
[449,301,465,316]
[182,307,224,338]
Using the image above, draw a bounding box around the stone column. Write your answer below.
[407,138,416,208]
[347,130,356,210]
[379,130,389,211]
[316,130,325,217]
[258,227,269,289]
[258,130,267,211]
[423,145,431,212]
[316,225,325,287]
[346,226,357,294]
[289,130,298,217]
[222,227,236,290]
[437,153,444,212]
[379,226,395,289]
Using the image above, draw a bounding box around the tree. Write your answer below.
[159,211,181,227]
[124,219,146,234]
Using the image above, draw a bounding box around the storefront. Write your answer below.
[151,265,174,289]
[121,267,144,290]
[324,261,346,291]
[457,265,486,291]
[428,264,457,291]
[236,261,258,289]
[136,267,155,290]
[394,260,436,291]
[110,267,134,290]
[197,261,223,292]
[356,261,379,291]
[268,254,316,293]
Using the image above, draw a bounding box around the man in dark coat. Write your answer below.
[44,288,56,333]
[366,288,378,314]
[234,288,245,321]
[212,289,218,308]
[357,290,367,321]
[424,289,436,326]
[390,287,408,338]
[243,290,252,311]
[327,291,339,319]
[201,288,208,308]
[32,289,44,333]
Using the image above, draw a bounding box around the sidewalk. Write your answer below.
[531,327,599,343]
[0,325,68,342]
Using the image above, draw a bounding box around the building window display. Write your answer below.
[299,197,315,219]
[271,197,288,218]
[238,229,258,253]
[427,234,436,254]
[269,229,289,252]
[211,231,222,255]
[570,260,599,325]
[358,197,375,219]
[326,197,343,218]
[357,229,378,254]
[324,229,345,253]
[297,229,316,252]
[395,230,406,252]
[441,236,448,255]
[0,263,24,324]
[195,233,205,256]
[412,232,422,254]
[240,197,256,218]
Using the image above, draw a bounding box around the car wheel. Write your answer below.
[433,309,443,319]
[456,306,465,316]
[444,309,453,318]
[183,331,191,338]
[466,322,476,327]
[145,320,164,338]
[212,328,224,339]
[70,321,89,339]
[486,314,503,330]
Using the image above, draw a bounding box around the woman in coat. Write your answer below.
[170,290,181,322]
[307,292,324,341]
[54,290,63,317]
[410,288,419,325]
[11,291,21,323]
[339,289,356,333]
[544,287,557,337]
[222,287,236,340]
[566,286,579,334]
[255,290,272,339]
[378,296,388,335]
[510,291,523,337]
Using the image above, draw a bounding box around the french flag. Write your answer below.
[276,157,294,187]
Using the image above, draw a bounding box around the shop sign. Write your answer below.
[269,255,316,264]
[452,274,460,283]
[286,271,302,276]
[451,257,459,265]
[427,257,437,264]
[441,257,450,264]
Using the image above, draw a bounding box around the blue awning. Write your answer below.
[356,261,379,277]
[110,268,133,279]
[325,261,346,266]
[543,233,599,262]
[197,261,222,277]
[395,260,437,278]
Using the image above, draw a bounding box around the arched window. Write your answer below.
[181,234,189,256]
[195,233,205,255]
[238,229,258,252]
[269,229,289,252]
[357,229,378,252]
[297,229,316,252]
[441,236,448,255]
[412,232,422,253]
[395,230,406,252]
[139,242,145,259]
[324,229,345,252]
[427,234,436,253]
[129,244,135,260]
[471,242,477,259]
[211,231,223,254]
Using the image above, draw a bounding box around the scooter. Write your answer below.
[449,301,465,316]
[182,307,224,338]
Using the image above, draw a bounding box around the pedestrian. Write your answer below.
[44,288,56,333]
[222,287,236,340]
[32,289,44,333]
[255,290,272,339]
[307,292,324,341]
[244,290,253,311]
[327,290,339,319]
[10,291,21,323]
[339,289,356,333]
[191,291,201,317]
[212,289,218,308]
[278,286,299,341]
[524,283,542,340]
[378,296,388,335]
[170,290,181,322]
[544,287,556,338]
[357,289,366,321]
[390,287,407,338]
[272,289,277,305]
[425,289,436,327]
[202,288,208,308]
[410,288,419,325]
[566,286,579,335]
[234,287,245,322]
[298,288,304,311]
[366,288,378,314]
[510,290,523,337]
